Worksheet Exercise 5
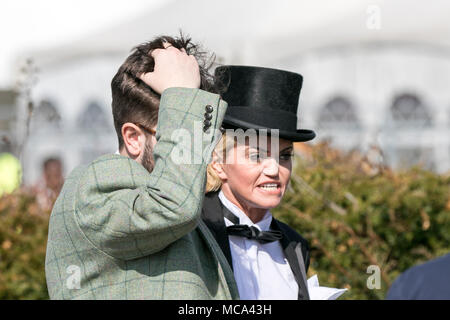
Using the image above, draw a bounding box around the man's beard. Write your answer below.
[141,139,155,173]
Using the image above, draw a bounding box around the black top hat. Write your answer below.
[215,65,316,142]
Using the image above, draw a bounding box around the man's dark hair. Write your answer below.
[43,157,62,170]
[111,34,216,150]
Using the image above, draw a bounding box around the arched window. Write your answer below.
[76,101,113,162]
[317,96,360,129]
[389,94,432,128]
[31,99,61,132]
[77,101,109,130]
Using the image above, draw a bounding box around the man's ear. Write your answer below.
[121,123,145,158]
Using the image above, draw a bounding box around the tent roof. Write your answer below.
[28,0,450,67]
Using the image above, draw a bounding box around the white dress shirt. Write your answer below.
[218,191,298,300]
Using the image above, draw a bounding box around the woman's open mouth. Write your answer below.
[257,183,281,194]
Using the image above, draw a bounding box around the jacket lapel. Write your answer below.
[201,192,233,268]
[272,219,310,300]
[196,219,239,299]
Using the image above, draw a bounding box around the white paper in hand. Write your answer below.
[307,275,348,300]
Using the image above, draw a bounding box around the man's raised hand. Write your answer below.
[140,42,201,94]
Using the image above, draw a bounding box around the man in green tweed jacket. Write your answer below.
[45,35,239,300]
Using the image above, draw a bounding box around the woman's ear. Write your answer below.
[210,151,227,181]
[121,123,145,158]
[211,161,227,180]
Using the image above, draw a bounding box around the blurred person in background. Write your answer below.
[386,253,450,299]
[202,66,316,300]
[45,35,238,300]
[32,157,64,210]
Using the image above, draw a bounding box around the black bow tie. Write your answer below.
[223,206,282,244]
[226,224,283,244]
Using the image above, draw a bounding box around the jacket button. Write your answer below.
[203,120,211,127]
[203,126,210,133]
[205,105,213,113]
[204,112,213,120]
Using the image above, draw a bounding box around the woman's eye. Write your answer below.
[249,153,261,161]
[280,153,294,161]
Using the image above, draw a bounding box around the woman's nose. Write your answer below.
[262,158,279,176]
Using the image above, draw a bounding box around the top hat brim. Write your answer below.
[222,110,316,142]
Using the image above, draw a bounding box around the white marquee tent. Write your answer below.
[28,0,450,68]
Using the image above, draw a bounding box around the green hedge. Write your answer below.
[0,142,449,299]
[273,142,450,299]
[0,191,50,299]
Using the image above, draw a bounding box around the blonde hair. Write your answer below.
[205,133,235,193]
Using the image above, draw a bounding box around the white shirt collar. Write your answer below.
[218,190,272,231]
[218,190,299,300]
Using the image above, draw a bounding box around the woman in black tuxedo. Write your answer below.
[202,65,316,300]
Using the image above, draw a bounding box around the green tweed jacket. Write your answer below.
[45,88,239,300]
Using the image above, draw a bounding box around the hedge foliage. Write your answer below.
[273,142,450,299]
[0,142,449,299]
[0,190,50,299]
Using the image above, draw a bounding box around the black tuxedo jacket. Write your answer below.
[201,191,311,300]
